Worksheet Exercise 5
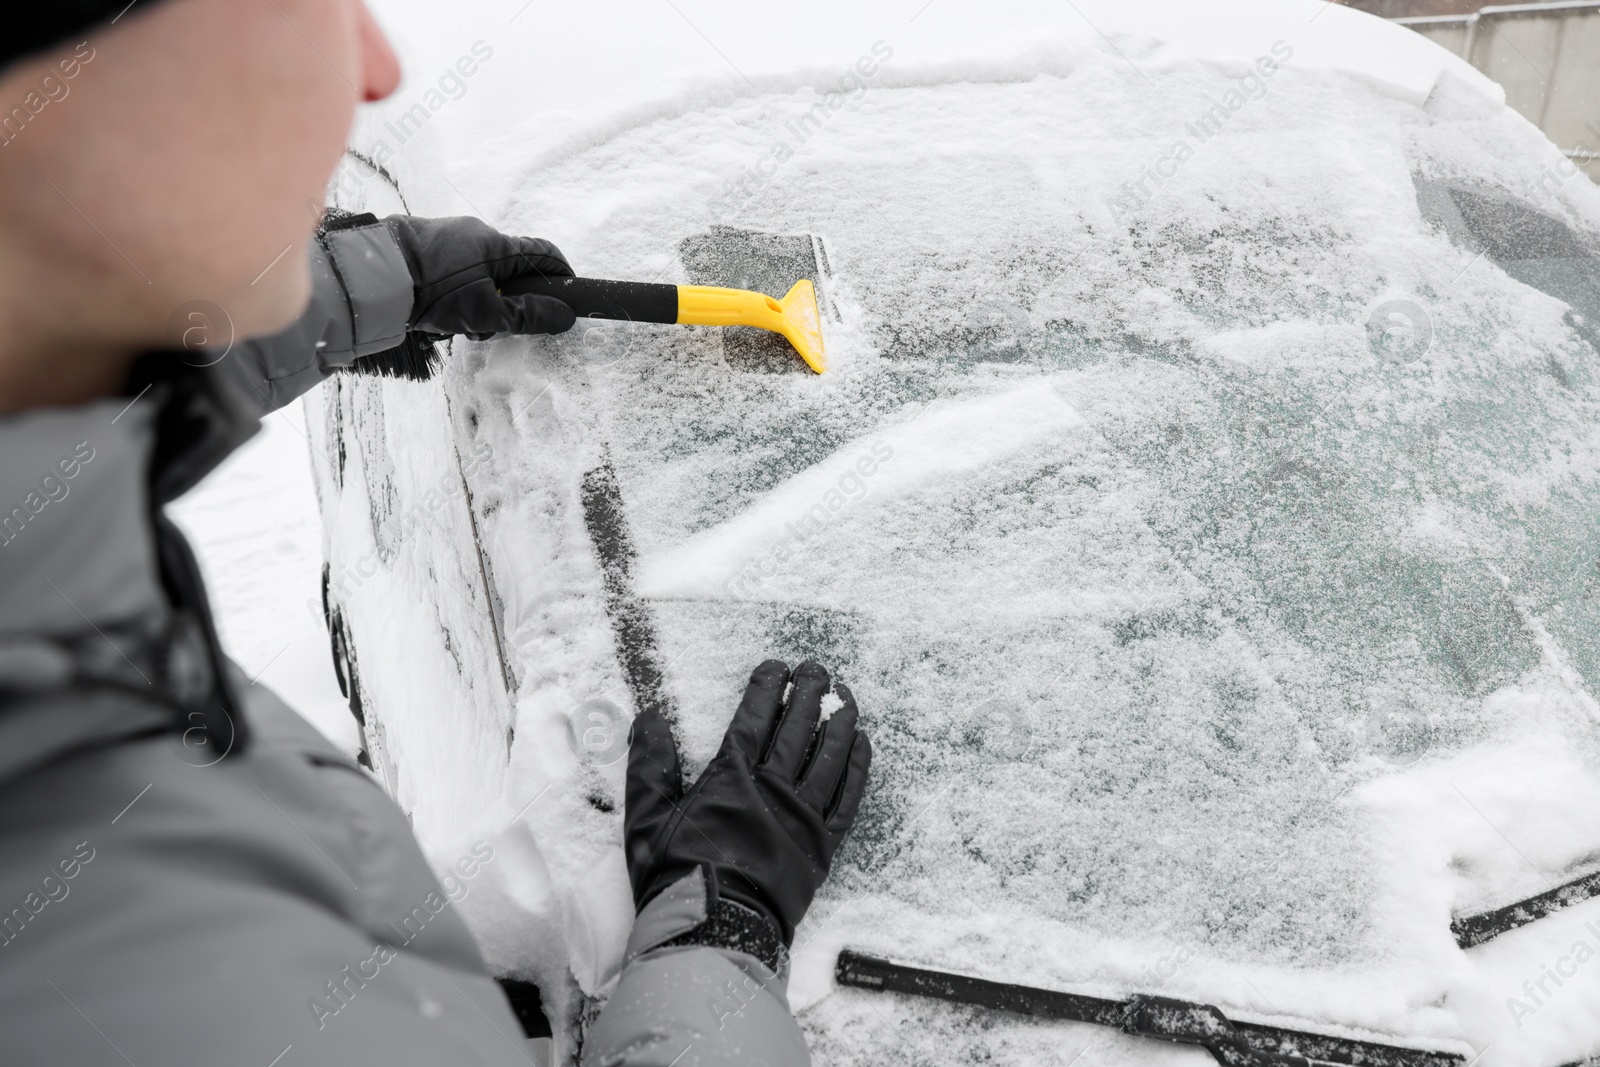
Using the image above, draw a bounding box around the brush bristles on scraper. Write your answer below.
[348,331,445,381]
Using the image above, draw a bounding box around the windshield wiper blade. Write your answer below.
[836,949,1465,1067]
[1453,866,1600,949]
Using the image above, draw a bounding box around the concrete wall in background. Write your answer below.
[1399,2,1600,180]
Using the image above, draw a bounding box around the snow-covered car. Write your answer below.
[308,2,1600,1063]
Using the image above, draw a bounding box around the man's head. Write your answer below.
[0,0,399,408]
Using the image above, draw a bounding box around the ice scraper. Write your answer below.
[500,275,826,373]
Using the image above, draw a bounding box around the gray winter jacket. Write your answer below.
[0,216,807,1066]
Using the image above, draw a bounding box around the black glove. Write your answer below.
[384,215,577,338]
[625,660,872,948]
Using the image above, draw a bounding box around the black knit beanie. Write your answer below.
[2,3,150,70]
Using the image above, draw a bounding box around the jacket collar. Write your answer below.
[0,356,254,755]
[0,356,262,632]
[126,353,263,505]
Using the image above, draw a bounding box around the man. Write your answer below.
[0,3,871,1065]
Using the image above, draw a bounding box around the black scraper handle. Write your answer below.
[501,274,679,324]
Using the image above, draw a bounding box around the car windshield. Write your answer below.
[338,42,1600,1058]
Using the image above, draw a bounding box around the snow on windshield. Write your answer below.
[369,21,1600,1064]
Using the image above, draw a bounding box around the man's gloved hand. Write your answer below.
[625,660,872,947]
[385,215,576,338]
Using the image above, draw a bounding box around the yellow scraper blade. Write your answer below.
[675,280,826,373]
